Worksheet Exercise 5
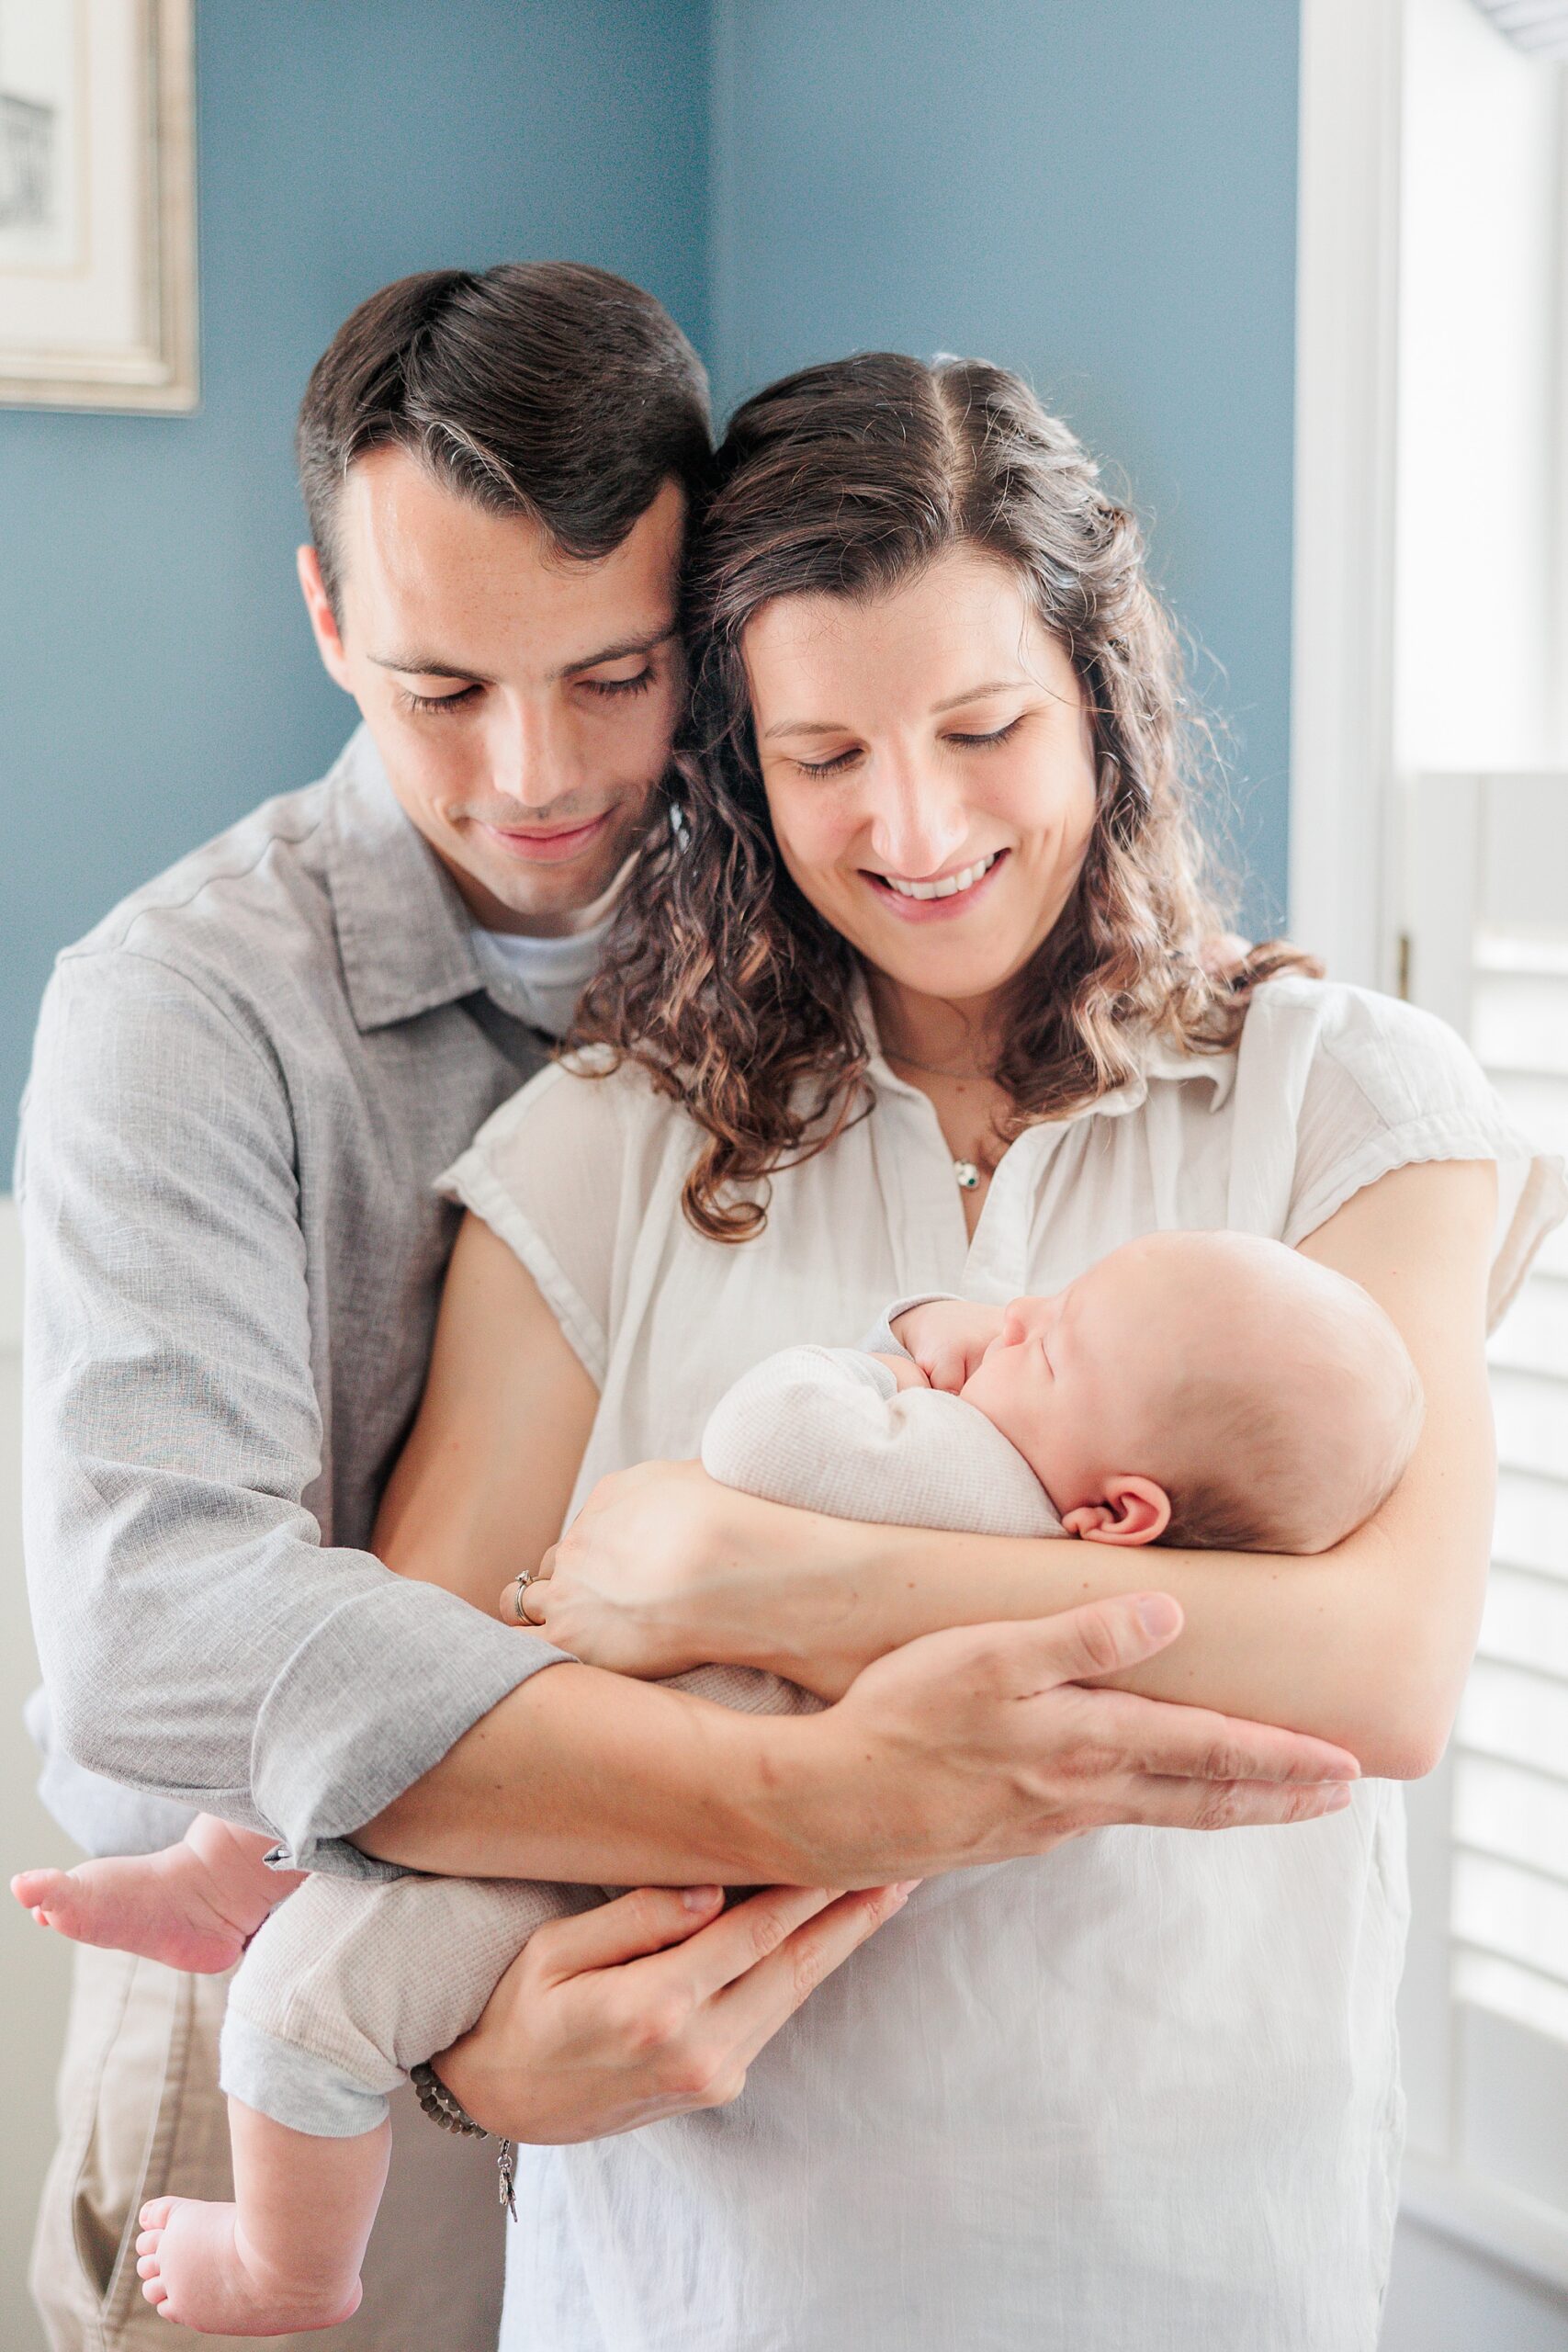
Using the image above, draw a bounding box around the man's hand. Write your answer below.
[889,1300,1004,1393]
[434,1879,913,2143]
[793,1592,1359,1876]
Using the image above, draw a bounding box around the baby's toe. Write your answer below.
[139,2195,175,2230]
[11,1868,61,1905]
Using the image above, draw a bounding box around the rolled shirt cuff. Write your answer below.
[250,1575,574,1879]
[26,1684,201,1858]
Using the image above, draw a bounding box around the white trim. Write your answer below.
[1552,62,1568,761]
[1288,0,1405,988]
[0,0,199,414]
[0,1195,19,1358]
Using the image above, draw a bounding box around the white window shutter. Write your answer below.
[1399,771,1568,2282]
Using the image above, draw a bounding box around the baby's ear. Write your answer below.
[1077,1476,1171,1548]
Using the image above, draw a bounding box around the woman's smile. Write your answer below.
[863,846,1010,919]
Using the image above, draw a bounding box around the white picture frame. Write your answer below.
[0,0,197,412]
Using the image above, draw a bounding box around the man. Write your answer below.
[17,263,1355,2352]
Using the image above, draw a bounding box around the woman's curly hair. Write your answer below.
[575,352,1314,1241]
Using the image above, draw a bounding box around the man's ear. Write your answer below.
[1076,1476,1171,1548]
[297,545,353,693]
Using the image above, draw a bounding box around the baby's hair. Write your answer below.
[1154,1242,1425,1555]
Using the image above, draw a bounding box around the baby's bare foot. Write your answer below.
[136,2197,362,2336]
[12,1856,253,1973]
[12,1818,290,1975]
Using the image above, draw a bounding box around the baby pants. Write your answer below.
[220,1664,820,2134]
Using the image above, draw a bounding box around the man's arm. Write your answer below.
[523,1160,1495,1782]
[19,950,567,1872]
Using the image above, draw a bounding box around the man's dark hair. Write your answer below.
[297,261,713,615]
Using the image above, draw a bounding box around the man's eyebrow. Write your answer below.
[367,653,493,681]
[367,622,678,684]
[763,679,1024,741]
[548,622,678,680]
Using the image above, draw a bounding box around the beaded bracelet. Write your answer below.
[409,2062,517,2219]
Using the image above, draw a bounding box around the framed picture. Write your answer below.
[0,0,197,412]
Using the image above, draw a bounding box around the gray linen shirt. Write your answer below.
[18,725,573,1876]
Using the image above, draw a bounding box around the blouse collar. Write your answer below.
[852,968,1237,1127]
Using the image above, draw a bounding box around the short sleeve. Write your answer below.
[1281,984,1567,1327]
[436,1054,639,1386]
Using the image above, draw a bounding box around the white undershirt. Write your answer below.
[478,915,612,1039]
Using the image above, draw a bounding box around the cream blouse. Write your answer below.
[443,976,1563,2352]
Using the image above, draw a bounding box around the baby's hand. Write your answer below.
[890,1300,1004,1394]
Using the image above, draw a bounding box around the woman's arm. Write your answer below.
[371,1210,598,1615]
[525,1159,1496,1781]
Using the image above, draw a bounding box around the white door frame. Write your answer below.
[1288,0,1406,988]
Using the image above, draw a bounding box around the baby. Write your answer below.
[14,1230,1422,2335]
[719,1227,1424,1556]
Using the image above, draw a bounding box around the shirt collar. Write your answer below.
[322,726,490,1034]
[855,970,1236,1122]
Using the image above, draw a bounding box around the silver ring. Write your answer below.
[509,1569,539,1624]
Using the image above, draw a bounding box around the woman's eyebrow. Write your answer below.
[929,678,1025,714]
[763,679,1025,742]
[762,716,850,741]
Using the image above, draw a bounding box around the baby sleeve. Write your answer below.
[436,1053,640,1386]
[1279,983,1566,1326]
[857,1292,961,1357]
[702,1345,1060,1538]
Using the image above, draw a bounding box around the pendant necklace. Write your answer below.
[883,1046,992,1195]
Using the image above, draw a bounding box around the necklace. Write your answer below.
[882,1047,992,1193]
[882,1045,992,1083]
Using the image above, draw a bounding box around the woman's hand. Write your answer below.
[433,1878,913,2143]
[511,1460,795,1680]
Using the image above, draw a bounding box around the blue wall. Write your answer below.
[0,0,711,1170]
[0,0,1300,1168]
[708,0,1300,942]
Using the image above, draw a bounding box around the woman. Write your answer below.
[387,355,1561,2348]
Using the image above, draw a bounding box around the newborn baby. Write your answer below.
[707,1227,1424,1556]
[13,1230,1421,2335]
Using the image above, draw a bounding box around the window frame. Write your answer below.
[1293,0,1568,2290]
